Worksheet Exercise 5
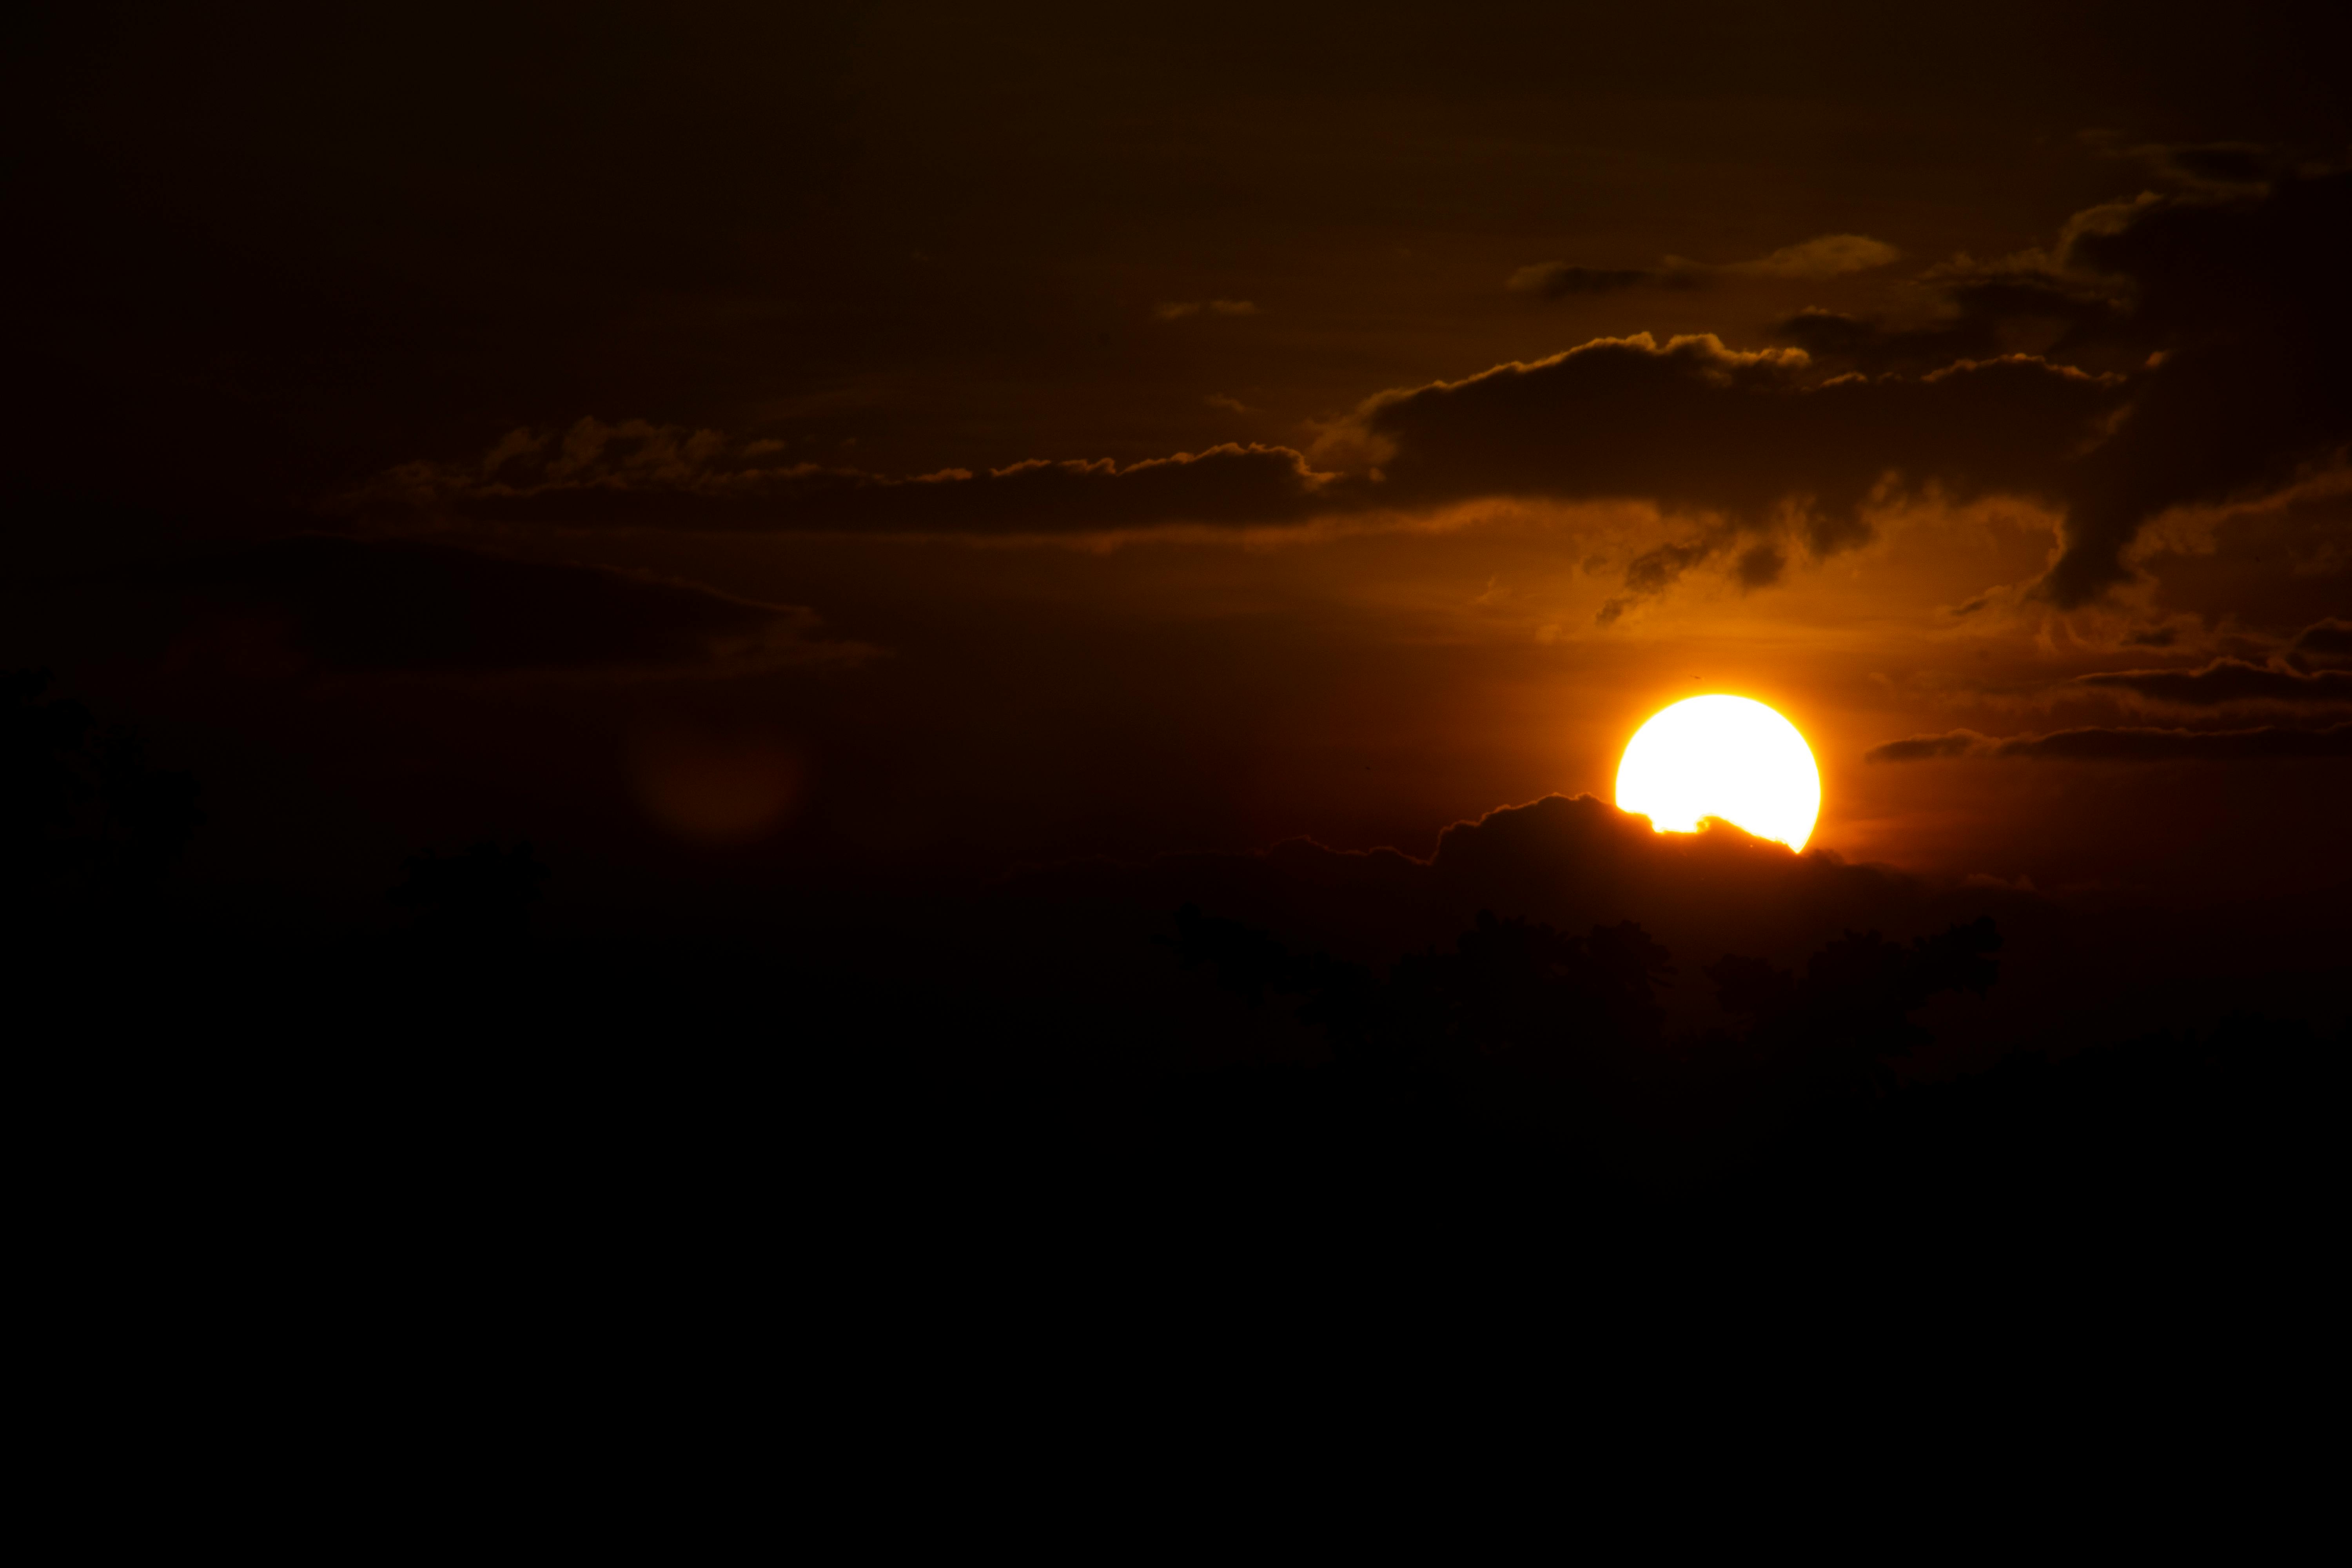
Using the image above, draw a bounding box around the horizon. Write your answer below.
[7,4,2348,1435]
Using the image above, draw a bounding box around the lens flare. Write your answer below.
[629,721,804,846]
[1615,695,1820,851]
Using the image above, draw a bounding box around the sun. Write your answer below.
[1615,695,1821,851]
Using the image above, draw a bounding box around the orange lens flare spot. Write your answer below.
[1615,695,1820,851]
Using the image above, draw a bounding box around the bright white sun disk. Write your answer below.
[1615,695,1820,851]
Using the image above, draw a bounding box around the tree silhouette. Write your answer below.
[1704,917,2000,1092]
[1,669,201,927]
[1171,903,1675,1074]
[1174,900,2004,1126]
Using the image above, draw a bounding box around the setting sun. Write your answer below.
[1615,695,1821,851]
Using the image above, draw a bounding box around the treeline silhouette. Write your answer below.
[1115,899,2337,1315]
[1171,900,2000,1095]
[1135,901,2004,1241]
[2,670,201,935]
[5,670,2341,1306]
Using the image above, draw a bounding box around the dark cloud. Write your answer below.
[2049,172,2352,606]
[1773,307,1953,369]
[372,423,1336,535]
[1508,236,1894,299]
[363,169,2344,622]
[1507,263,1673,298]
[1597,532,1731,624]
[2092,136,2287,191]
[2136,479,2352,637]
[1350,335,2116,528]
[1597,526,1762,623]
[1018,792,2038,988]
[131,535,848,676]
[1456,172,2352,621]
[2073,658,2352,706]
[1781,170,2352,607]
[385,333,2126,621]
[992,788,2189,1079]
[2289,618,2352,668]
[1866,732,1986,762]
[1734,539,1788,590]
[2158,144,2276,186]
[1350,333,2121,614]
[1867,722,2352,763]
[1771,275,2124,374]
[1715,233,1900,280]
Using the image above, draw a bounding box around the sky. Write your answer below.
[6,0,2349,954]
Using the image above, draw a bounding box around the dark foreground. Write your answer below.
[10,670,2344,1440]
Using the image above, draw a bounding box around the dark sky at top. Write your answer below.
[5,1,2349,950]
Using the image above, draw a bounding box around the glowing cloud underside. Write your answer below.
[1615,695,1821,851]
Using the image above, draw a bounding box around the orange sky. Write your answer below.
[5,2,2348,928]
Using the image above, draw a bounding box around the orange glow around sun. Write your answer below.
[1615,695,1821,851]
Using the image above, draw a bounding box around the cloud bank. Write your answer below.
[370,172,2349,619]
[1780,170,2352,605]
[1506,233,1898,297]
[370,426,1341,535]
[1867,722,2352,763]
[2073,658,2352,706]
